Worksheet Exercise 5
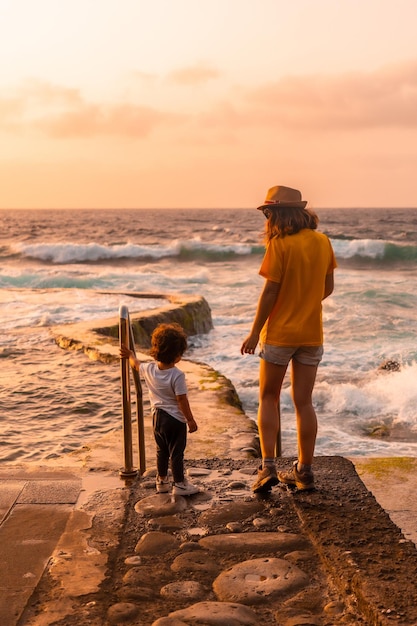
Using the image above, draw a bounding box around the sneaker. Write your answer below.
[252,465,279,493]
[278,461,315,491]
[172,480,199,496]
[156,476,170,493]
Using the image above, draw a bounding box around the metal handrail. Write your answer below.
[119,305,146,478]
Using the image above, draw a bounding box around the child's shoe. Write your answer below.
[156,476,170,493]
[172,480,199,496]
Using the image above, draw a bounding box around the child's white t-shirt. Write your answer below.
[140,361,187,423]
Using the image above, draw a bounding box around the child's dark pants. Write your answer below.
[152,408,187,483]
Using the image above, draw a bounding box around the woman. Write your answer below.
[241,185,337,493]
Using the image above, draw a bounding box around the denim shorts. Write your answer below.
[259,343,324,366]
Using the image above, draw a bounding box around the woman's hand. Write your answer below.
[240,332,259,355]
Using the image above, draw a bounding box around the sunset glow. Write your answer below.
[1,0,417,208]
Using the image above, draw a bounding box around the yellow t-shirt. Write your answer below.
[259,229,337,346]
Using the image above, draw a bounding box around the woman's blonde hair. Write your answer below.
[265,206,319,242]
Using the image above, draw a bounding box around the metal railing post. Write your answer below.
[119,305,138,478]
[129,324,146,475]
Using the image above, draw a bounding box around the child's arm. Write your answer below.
[119,345,140,371]
[176,394,198,433]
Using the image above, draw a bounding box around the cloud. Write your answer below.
[35,103,183,138]
[243,60,417,130]
[167,63,220,85]
[0,79,184,138]
[1,60,417,141]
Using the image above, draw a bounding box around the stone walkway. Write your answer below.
[13,456,417,626]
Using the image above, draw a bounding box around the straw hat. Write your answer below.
[257,185,307,210]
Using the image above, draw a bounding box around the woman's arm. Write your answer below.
[323,272,334,300]
[241,279,280,355]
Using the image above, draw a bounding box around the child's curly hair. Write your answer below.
[149,323,188,364]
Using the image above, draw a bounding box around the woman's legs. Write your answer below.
[258,358,288,459]
[290,360,319,466]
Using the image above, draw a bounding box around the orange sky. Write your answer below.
[1,0,417,209]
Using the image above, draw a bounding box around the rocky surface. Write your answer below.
[19,456,417,626]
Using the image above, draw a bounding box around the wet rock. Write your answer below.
[154,601,258,625]
[213,557,309,605]
[135,531,179,555]
[200,531,307,553]
[107,602,140,623]
[378,359,401,372]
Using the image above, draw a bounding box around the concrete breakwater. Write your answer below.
[51,291,259,462]
[53,292,214,360]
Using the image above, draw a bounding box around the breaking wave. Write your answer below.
[6,237,417,266]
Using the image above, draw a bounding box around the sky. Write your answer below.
[1,0,417,209]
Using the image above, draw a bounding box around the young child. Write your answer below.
[120,322,199,496]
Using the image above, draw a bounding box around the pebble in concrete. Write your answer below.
[199,531,306,553]
[227,480,248,490]
[284,550,315,564]
[120,567,162,601]
[135,494,188,517]
[171,551,221,575]
[135,531,179,555]
[324,600,345,615]
[252,516,270,529]
[152,601,259,626]
[117,585,156,602]
[160,580,206,600]
[213,557,309,605]
[187,468,212,477]
[124,555,142,566]
[148,514,183,531]
[198,500,264,526]
[283,615,321,626]
[107,601,140,624]
[152,617,190,626]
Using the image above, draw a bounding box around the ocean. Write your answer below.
[1,207,417,464]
